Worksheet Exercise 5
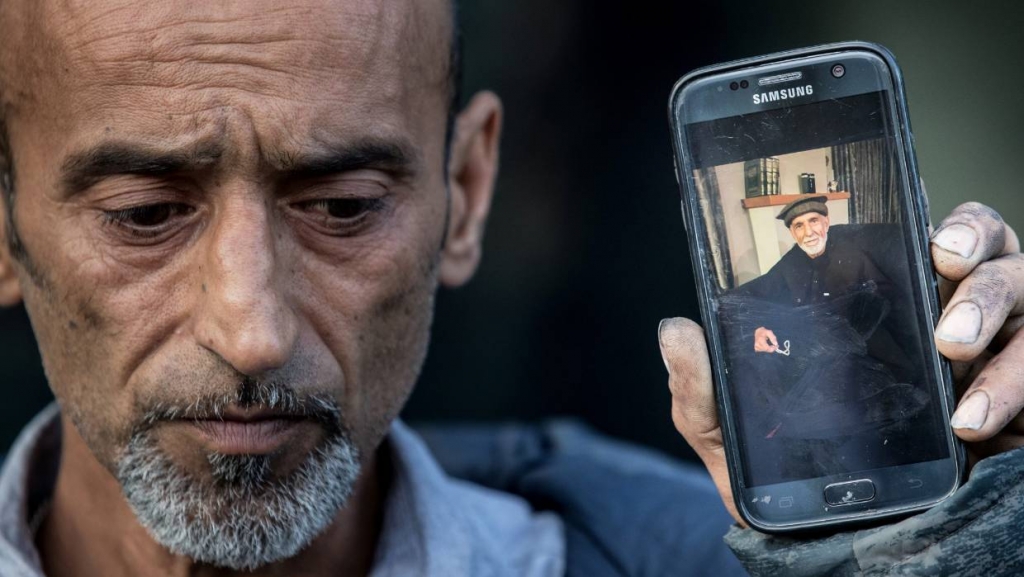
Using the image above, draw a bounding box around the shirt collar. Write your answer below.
[370,419,564,576]
[0,403,60,577]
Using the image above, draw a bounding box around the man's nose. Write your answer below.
[192,195,299,376]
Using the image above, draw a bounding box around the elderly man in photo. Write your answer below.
[750,195,897,355]
[715,194,954,480]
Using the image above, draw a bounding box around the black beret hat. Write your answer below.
[777,195,828,227]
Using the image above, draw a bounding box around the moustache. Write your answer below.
[136,377,342,434]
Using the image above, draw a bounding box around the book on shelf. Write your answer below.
[744,157,780,198]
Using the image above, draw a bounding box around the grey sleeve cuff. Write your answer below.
[724,446,1024,576]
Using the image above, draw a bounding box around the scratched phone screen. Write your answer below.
[685,91,949,487]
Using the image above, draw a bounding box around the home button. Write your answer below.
[824,479,876,506]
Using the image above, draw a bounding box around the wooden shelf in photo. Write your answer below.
[741,192,850,210]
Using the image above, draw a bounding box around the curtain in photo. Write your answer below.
[694,168,735,289]
[831,139,901,224]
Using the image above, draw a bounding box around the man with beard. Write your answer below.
[0,0,740,575]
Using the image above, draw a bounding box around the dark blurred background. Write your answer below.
[3,0,1023,462]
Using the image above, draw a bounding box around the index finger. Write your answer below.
[931,202,1020,282]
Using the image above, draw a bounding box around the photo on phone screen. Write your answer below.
[672,46,961,529]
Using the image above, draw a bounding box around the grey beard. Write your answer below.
[116,390,361,571]
[799,232,828,257]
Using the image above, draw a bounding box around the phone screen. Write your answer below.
[678,60,952,499]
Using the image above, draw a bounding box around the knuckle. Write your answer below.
[667,373,687,399]
[692,424,725,453]
[672,400,716,446]
[967,261,1015,308]
[671,401,710,441]
[671,402,687,433]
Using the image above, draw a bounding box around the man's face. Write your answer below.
[790,212,830,257]
[1,0,460,568]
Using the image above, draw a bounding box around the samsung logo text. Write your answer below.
[752,85,814,105]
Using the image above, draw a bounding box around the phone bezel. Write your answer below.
[667,41,966,533]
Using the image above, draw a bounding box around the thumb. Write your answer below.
[659,317,744,525]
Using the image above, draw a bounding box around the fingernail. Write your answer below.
[932,224,978,258]
[658,319,670,372]
[951,390,989,430]
[936,301,982,344]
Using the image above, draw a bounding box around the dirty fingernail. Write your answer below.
[932,224,978,258]
[951,390,990,430]
[936,301,982,344]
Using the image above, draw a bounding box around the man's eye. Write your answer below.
[302,198,383,220]
[293,198,387,236]
[103,203,195,235]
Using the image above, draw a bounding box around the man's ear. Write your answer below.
[0,199,23,307]
[439,91,503,287]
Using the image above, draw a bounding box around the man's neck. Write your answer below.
[36,415,388,577]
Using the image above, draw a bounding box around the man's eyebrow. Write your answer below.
[272,139,421,180]
[60,141,224,197]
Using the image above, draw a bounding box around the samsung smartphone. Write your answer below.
[668,42,964,532]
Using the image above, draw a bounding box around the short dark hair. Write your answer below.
[0,0,463,262]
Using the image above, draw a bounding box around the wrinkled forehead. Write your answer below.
[790,211,827,229]
[3,0,452,157]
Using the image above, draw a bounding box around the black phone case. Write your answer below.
[667,41,966,533]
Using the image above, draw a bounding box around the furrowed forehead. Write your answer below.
[0,0,455,128]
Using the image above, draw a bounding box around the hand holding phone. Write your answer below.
[666,42,1012,531]
[661,201,1022,529]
